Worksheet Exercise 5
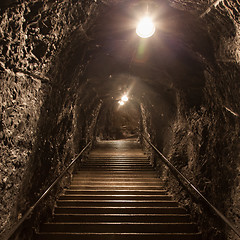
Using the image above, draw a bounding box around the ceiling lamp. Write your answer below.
[121,95,128,102]
[118,100,125,106]
[136,16,155,38]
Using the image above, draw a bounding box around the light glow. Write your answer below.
[118,100,125,106]
[121,95,128,102]
[136,17,155,38]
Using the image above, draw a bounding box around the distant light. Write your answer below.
[118,100,125,106]
[136,17,155,38]
[121,95,128,102]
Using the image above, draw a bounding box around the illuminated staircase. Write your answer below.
[36,140,201,240]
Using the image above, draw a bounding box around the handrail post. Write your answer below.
[141,134,240,238]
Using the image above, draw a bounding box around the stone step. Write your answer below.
[53,213,191,223]
[41,222,198,233]
[85,159,149,161]
[86,160,150,163]
[70,181,164,186]
[68,185,166,190]
[56,200,179,207]
[82,164,152,167]
[36,232,202,240]
[86,158,149,160]
[59,194,172,200]
[79,167,154,171]
[76,169,157,172]
[73,173,158,178]
[75,170,157,174]
[71,177,161,181]
[54,206,188,214]
[64,190,168,195]
[88,156,147,159]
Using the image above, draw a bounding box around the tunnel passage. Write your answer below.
[1,1,240,240]
[96,100,141,140]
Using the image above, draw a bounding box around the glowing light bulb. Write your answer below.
[136,17,155,38]
[118,100,125,106]
[121,95,128,102]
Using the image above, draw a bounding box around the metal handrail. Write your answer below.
[3,141,92,240]
[141,134,240,237]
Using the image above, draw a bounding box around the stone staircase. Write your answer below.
[36,139,201,240]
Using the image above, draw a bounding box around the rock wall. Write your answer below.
[0,1,102,239]
[161,63,240,240]
[154,1,240,239]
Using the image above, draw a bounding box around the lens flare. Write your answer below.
[136,17,155,38]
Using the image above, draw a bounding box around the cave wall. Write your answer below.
[141,64,240,240]
[151,1,240,240]
[160,64,240,240]
[0,1,102,239]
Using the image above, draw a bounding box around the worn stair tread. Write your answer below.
[75,172,157,173]
[37,232,202,235]
[71,179,163,182]
[88,156,147,158]
[64,190,168,195]
[81,165,153,167]
[71,181,163,183]
[84,163,151,165]
[43,222,196,225]
[57,200,176,202]
[69,186,165,189]
[73,174,158,177]
[79,168,155,171]
[36,232,202,240]
[64,189,168,191]
[59,195,172,200]
[57,201,179,207]
[72,177,160,180]
[82,162,151,164]
[73,176,159,178]
[57,200,178,204]
[53,213,190,218]
[53,213,191,222]
[54,207,188,215]
[68,187,166,191]
[70,182,164,185]
[41,222,198,233]
[69,185,165,188]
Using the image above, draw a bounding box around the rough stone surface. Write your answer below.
[0,0,101,239]
[159,1,240,239]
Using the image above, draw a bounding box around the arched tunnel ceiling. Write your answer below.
[79,0,214,107]
[0,0,222,109]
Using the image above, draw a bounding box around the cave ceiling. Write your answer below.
[0,0,217,107]
[82,0,213,107]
